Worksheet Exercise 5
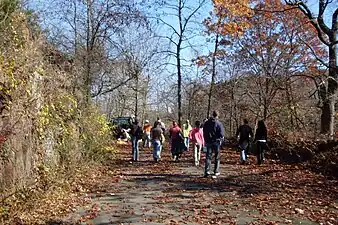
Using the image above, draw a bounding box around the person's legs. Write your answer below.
[158,142,162,159]
[260,142,267,163]
[135,138,139,161]
[245,141,250,156]
[193,142,199,166]
[204,144,212,176]
[152,140,161,161]
[197,144,202,163]
[256,142,262,165]
[214,142,221,174]
[131,137,136,161]
[142,133,146,148]
[177,140,185,161]
[239,140,248,163]
[193,142,197,165]
[146,132,151,148]
[185,137,189,150]
[171,140,175,159]
[195,143,202,166]
[240,149,247,162]
[172,139,179,160]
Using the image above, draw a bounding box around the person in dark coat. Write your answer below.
[203,111,225,177]
[254,120,268,165]
[129,118,143,162]
[236,119,253,164]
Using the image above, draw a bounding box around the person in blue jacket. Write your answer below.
[203,111,225,178]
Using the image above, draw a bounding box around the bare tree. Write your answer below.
[148,0,207,126]
[30,0,144,104]
[285,0,338,136]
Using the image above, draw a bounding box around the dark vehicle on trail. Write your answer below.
[110,116,134,139]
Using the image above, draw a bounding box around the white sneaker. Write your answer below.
[215,172,220,176]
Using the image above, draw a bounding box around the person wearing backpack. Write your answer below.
[169,121,184,161]
[154,117,166,133]
[203,111,225,177]
[129,118,143,162]
[151,125,163,162]
[236,119,253,164]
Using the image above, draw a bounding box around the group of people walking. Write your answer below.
[236,119,268,165]
[127,111,268,177]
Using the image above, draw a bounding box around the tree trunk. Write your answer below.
[320,44,337,136]
[141,74,150,123]
[320,99,332,134]
[135,72,139,118]
[85,0,92,104]
[229,82,235,136]
[177,49,182,127]
[207,34,219,119]
[263,77,269,120]
[177,0,183,127]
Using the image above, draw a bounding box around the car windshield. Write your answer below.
[113,117,131,127]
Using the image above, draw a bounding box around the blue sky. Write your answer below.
[27,0,336,81]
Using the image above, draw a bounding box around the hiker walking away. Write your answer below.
[169,121,183,161]
[236,119,253,164]
[142,120,152,148]
[129,118,143,162]
[154,117,166,132]
[203,111,225,177]
[151,125,163,162]
[182,119,192,150]
[189,120,204,166]
[254,120,268,165]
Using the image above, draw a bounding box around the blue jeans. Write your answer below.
[184,137,189,150]
[239,140,249,162]
[204,141,221,175]
[131,137,139,161]
[152,140,162,160]
[143,132,151,148]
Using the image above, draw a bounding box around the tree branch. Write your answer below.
[92,76,134,97]
[285,1,331,46]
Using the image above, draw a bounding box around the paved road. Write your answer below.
[52,147,337,225]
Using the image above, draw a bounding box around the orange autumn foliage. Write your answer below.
[205,0,253,36]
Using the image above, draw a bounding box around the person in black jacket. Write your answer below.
[236,119,253,164]
[254,120,268,165]
[203,111,225,177]
[129,118,143,162]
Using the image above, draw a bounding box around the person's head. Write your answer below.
[195,120,201,128]
[186,119,190,124]
[257,120,266,129]
[145,120,149,124]
[172,120,177,127]
[157,117,160,121]
[212,110,219,118]
[243,119,248,124]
